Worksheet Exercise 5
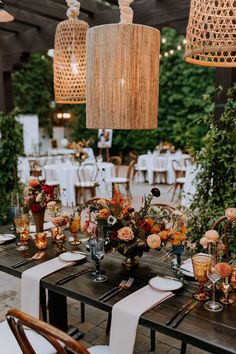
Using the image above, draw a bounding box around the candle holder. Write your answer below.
[34,232,48,250]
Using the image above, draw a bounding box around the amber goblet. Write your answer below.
[192,254,212,301]
[69,214,81,245]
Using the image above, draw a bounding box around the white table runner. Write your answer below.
[109,285,173,354]
[21,257,74,318]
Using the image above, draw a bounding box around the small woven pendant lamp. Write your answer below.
[54,0,89,103]
[184,0,236,67]
[86,0,160,129]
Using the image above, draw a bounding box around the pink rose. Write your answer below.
[147,234,161,249]
[117,227,134,242]
[204,230,219,241]
[225,208,236,220]
[200,237,209,248]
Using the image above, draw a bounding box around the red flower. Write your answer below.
[110,230,118,241]
[139,220,151,234]
[31,203,43,213]
[41,184,54,197]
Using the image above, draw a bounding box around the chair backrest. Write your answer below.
[6,308,90,354]
[107,156,122,177]
[125,160,136,180]
[77,163,98,184]
[129,151,138,163]
[184,157,192,167]
[211,216,235,258]
[152,156,168,170]
[171,159,185,179]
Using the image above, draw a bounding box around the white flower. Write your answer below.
[107,216,117,226]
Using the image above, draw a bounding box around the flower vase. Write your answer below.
[118,246,140,270]
[32,209,45,233]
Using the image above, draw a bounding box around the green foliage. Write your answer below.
[0,110,24,224]
[188,84,236,255]
[12,54,54,128]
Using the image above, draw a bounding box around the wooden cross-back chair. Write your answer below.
[211,215,236,258]
[6,308,108,354]
[107,156,122,177]
[75,163,99,204]
[109,160,135,201]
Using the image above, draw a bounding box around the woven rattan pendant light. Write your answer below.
[184,0,236,67]
[54,0,89,103]
[86,0,160,129]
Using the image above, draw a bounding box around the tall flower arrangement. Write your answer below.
[82,188,187,258]
[23,178,55,214]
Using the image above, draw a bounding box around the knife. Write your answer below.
[55,267,93,285]
[166,299,193,326]
[172,301,199,328]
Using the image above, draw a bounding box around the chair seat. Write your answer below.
[75,181,96,188]
[152,168,167,172]
[89,345,109,354]
[176,177,186,184]
[0,320,56,354]
[135,166,147,171]
[110,177,128,183]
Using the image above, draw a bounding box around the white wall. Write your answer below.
[16,114,39,155]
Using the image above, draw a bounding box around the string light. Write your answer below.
[160,37,185,60]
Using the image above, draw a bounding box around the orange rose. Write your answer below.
[145,218,154,228]
[180,224,188,233]
[28,178,40,188]
[147,234,161,249]
[158,230,169,241]
[99,208,110,219]
[215,262,232,278]
[117,227,134,242]
[151,225,161,234]
[172,232,186,242]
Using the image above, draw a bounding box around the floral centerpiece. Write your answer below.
[82,188,188,268]
[23,178,55,232]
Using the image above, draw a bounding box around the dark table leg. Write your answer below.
[48,290,68,331]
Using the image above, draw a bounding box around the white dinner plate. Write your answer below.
[59,252,86,262]
[0,234,16,244]
[149,276,183,291]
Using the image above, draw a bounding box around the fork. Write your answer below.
[11,252,44,269]
[101,277,134,302]
[98,280,127,301]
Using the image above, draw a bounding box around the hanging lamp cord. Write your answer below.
[66,0,80,20]
[119,0,134,24]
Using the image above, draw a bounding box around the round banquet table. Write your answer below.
[136,152,191,184]
[44,162,115,206]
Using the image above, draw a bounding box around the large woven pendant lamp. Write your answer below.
[86,0,160,129]
[184,0,236,67]
[54,0,89,103]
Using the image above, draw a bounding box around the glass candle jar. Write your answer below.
[35,232,48,250]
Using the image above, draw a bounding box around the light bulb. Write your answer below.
[71,54,78,75]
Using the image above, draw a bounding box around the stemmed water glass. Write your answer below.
[204,264,223,312]
[14,215,29,251]
[89,236,107,282]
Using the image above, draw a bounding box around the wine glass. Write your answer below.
[89,237,107,282]
[69,213,81,245]
[14,215,30,251]
[204,264,223,312]
[192,254,212,301]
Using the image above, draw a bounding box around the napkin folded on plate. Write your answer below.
[109,285,173,354]
[180,257,194,275]
[21,257,74,319]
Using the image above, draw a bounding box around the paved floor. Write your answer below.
[0,176,210,353]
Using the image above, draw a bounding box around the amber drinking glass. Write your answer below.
[14,215,30,251]
[69,214,81,245]
[192,254,212,301]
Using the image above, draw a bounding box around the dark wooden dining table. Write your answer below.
[0,225,236,354]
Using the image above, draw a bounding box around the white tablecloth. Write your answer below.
[181,165,199,208]
[44,162,115,206]
[136,153,190,184]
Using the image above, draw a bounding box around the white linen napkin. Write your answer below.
[109,285,173,354]
[21,257,74,319]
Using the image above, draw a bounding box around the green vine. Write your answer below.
[0,110,24,224]
[188,84,236,255]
